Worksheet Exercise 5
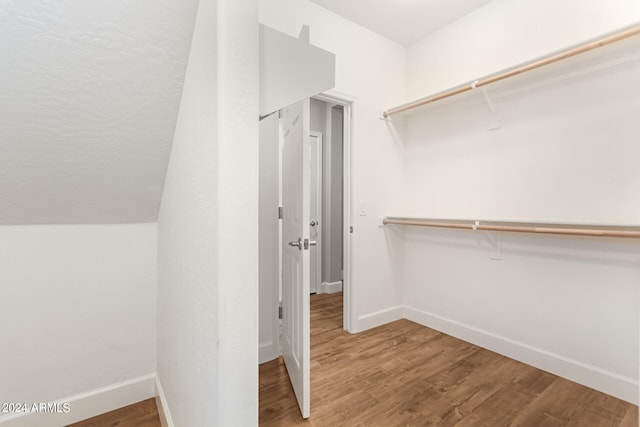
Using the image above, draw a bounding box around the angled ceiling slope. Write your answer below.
[308,0,494,46]
[0,0,199,224]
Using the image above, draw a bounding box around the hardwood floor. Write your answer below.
[260,292,638,426]
[66,398,160,427]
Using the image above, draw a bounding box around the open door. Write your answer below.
[281,99,311,418]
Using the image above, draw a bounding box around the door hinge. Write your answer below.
[278,302,283,319]
[278,206,283,219]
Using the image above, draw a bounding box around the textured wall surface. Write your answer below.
[157,0,259,425]
[0,0,198,224]
[0,223,157,409]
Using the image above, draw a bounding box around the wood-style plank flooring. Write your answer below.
[260,292,638,426]
[66,398,160,427]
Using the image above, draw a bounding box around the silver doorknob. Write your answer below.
[288,238,302,250]
[309,240,317,246]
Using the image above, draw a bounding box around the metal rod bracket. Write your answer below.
[379,110,392,121]
[471,82,501,130]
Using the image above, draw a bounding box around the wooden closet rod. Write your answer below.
[382,217,640,239]
[383,25,640,118]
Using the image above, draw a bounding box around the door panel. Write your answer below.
[281,100,311,418]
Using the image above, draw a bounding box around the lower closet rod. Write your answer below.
[382,217,640,239]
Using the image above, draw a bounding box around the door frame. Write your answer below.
[313,89,356,333]
[309,131,323,295]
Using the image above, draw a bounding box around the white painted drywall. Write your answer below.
[407,0,640,97]
[216,0,259,423]
[157,0,259,425]
[0,224,157,422]
[261,0,407,331]
[0,0,198,224]
[157,0,220,420]
[399,0,640,403]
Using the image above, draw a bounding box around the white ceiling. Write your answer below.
[308,0,494,46]
[0,0,198,224]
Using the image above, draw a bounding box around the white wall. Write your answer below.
[0,224,156,420]
[398,0,640,403]
[157,0,259,425]
[407,0,640,97]
[261,0,407,331]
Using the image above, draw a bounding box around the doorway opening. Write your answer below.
[258,91,354,420]
[310,90,354,333]
[309,98,344,299]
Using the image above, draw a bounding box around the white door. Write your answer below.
[309,132,322,294]
[281,100,311,418]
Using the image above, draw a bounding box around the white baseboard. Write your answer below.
[0,374,156,427]
[356,305,403,332]
[154,375,174,427]
[404,306,638,405]
[259,340,279,364]
[318,281,343,294]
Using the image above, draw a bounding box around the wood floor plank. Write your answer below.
[67,398,160,427]
[620,406,639,427]
[260,292,638,427]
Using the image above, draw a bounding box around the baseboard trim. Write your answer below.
[154,375,174,427]
[404,305,638,405]
[259,341,279,365]
[0,374,156,427]
[318,281,343,294]
[356,305,403,332]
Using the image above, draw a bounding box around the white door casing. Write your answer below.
[281,100,311,418]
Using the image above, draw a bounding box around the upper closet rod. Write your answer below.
[383,25,640,118]
[382,217,640,239]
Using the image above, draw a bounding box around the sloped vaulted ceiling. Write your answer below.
[0,0,199,224]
